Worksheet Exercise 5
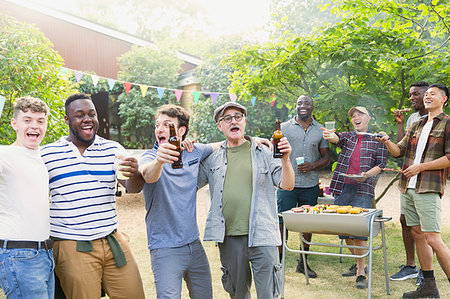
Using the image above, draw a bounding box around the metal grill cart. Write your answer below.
[280,209,391,299]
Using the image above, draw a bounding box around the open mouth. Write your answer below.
[230,126,240,133]
[26,132,40,140]
[157,136,167,144]
[81,125,93,134]
[354,120,362,126]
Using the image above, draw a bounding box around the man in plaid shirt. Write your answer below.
[379,83,450,299]
[322,106,387,289]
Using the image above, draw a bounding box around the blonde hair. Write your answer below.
[13,96,49,118]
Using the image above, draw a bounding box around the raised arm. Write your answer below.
[139,143,180,184]
[278,137,295,190]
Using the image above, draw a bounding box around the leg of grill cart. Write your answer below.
[381,221,390,295]
[367,214,375,299]
[281,222,286,299]
[339,239,344,263]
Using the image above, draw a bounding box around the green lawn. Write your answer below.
[1,206,448,298]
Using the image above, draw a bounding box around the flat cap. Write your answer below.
[348,106,369,117]
[213,102,247,123]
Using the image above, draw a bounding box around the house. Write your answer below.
[1,0,202,140]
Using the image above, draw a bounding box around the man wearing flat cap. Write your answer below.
[198,101,295,299]
[322,106,388,289]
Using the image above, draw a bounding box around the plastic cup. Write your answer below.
[296,157,304,165]
[324,121,335,130]
[115,151,131,180]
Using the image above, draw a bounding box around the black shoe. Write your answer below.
[296,259,317,278]
[342,264,368,277]
[402,277,440,298]
[356,275,367,289]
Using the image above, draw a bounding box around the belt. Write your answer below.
[0,239,53,250]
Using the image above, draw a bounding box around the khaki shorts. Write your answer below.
[401,189,442,232]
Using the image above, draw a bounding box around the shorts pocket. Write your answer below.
[220,266,235,295]
[273,263,282,297]
[0,258,9,294]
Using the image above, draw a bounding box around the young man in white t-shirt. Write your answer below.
[0,96,54,298]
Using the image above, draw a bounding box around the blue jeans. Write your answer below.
[0,246,55,299]
[150,239,212,299]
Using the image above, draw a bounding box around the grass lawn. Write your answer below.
[1,193,449,298]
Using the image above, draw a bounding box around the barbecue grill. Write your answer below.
[280,209,391,299]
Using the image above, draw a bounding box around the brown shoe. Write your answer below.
[402,277,440,298]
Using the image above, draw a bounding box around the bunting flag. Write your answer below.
[75,71,83,83]
[210,93,219,105]
[91,74,99,87]
[60,67,278,110]
[193,91,201,103]
[157,87,165,100]
[140,85,148,98]
[123,82,132,94]
[174,89,183,102]
[60,67,68,76]
[107,79,116,91]
[0,95,6,115]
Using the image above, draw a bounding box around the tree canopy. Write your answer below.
[0,14,75,145]
[225,0,450,136]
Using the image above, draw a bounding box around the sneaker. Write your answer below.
[296,259,318,278]
[341,264,368,277]
[416,269,424,286]
[356,275,368,289]
[390,265,419,281]
[402,277,440,298]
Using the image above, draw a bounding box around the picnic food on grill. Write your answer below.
[291,204,368,214]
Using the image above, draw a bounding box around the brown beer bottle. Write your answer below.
[272,119,283,158]
[168,122,183,169]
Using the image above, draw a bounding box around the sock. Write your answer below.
[422,270,434,278]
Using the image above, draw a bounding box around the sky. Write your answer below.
[29,0,272,40]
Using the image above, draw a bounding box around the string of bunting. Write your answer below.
[61,67,276,107]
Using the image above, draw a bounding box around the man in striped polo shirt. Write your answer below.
[40,93,145,299]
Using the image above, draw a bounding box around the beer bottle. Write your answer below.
[168,122,183,169]
[272,119,283,158]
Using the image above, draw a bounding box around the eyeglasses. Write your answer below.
[220,113,245,123]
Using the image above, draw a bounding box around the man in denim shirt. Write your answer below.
[198,102,295,299]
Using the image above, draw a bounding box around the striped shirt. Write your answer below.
[397,113,450,195]
[40,136,124,240]
[329,131,388,198]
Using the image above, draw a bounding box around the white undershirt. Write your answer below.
[408,120,433,189]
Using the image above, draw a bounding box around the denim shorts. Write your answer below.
[0,247,55,299]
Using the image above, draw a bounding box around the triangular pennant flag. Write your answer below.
[157,88,165,100]
[271,99,276,107]
[140,85,148,97]
[174,89,183,102]
[75,71,83,83]
[107,79,116,91]
[229,93,237,102]
[193,91,201,103]
[0,95,6,115]
[123,82,132,94]
[60,67,68,76]
[251,96,257,106]
[91,75,99,87]
[210,93,219,105]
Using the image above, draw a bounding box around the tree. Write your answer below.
[0,14,75,145]
[191,37,289,143]
[269,0,340,37]
[116,45,182,148]
[225,0,450,138]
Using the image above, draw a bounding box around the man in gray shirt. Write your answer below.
[277,95,330,278]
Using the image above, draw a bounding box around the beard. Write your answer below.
[68,119,98,145]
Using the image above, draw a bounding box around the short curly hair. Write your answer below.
[13,96,49,118]
[155,104,190,140]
